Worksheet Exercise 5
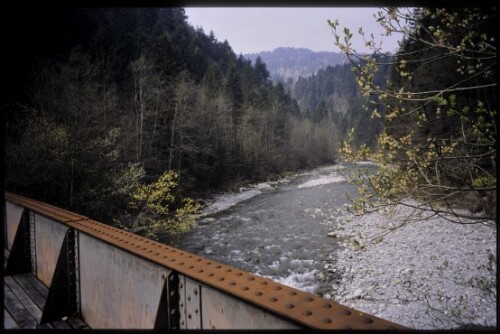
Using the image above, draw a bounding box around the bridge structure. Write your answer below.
[3,192,407,329]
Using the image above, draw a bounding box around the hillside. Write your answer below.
[4,8,339,223]
[244,47,347,83]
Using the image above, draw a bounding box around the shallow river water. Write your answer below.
[167,163,363,295]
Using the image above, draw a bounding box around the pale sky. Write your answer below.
[185,7,403,55]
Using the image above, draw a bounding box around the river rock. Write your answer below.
[199,217,216,225]
[352,288,364,299]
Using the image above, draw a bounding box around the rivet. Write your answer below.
[241,286,249,291]
[363,316,374,324]
[236,272,243,276]
[198,269,204,273]
[285,303,295,309]
[248,277,255,281]
[322,303,332,309]
[259,281,268,285]
[303,310,312,316]
[208,273,214,277]
[194,289,198,295]
[288,291,297,296]
[269,297,278,302]
[229,282,236,286]
[254,291,263,296]
[206,261,212,265]
[188,314,192,319]
[304,296,314,302]
[218,277,224,281]
[216,265,222,268]
[179,262,184,265]
[321,318,332,324]
[341,309,351,316]
[273,286,282,291]
[226,269,232,272]
[195,309,199,314]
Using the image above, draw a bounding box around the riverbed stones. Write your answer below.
[325,201,496,329]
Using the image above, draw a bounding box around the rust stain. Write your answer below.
[5,192,407,329]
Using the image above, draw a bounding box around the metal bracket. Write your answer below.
[185,278,202,329]
[154,271,179,329]
[5,209,32,275]
[29,211,37,276]
[40,228,80,324]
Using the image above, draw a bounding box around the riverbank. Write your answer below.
[324,202,496,329]
[197,163,343,217]
[193,161,342,211]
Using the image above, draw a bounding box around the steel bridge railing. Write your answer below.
[3,192,407,329]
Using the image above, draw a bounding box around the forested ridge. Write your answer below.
[287,57,392,149]
[4,8,342,227]
[244,47,347,83]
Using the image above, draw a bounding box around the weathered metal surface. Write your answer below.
[153,273,177,329]
[183,277,202,329]
[40,229,79,324]
[5,192,407,329]
[71,229,81,316]
[29,212,37,275]
[166,272,180,329]
[200,282,301,329]
[78,233,170,329]
[5,192,87,224]
[5,201,25,250]
[4,212,32,275]
[34,214,69,287]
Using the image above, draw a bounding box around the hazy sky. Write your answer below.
[185,7,402,55]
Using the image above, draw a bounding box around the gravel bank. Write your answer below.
[323,203,497,329]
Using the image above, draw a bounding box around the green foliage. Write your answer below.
[332,7,496,223]
[129,171,201,239]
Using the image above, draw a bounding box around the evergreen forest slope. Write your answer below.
[4,8,345,223]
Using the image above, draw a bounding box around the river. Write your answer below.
[165,162,497,329]
[167,162,367,296]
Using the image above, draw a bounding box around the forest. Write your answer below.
[244,47,347,82]
[4,7,495,236]
[4,8,362,232]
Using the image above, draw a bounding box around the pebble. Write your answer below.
[324,202,496,329]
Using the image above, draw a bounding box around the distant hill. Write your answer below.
[244,47,347,83]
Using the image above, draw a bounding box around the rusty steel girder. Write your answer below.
[4,192,407,330]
